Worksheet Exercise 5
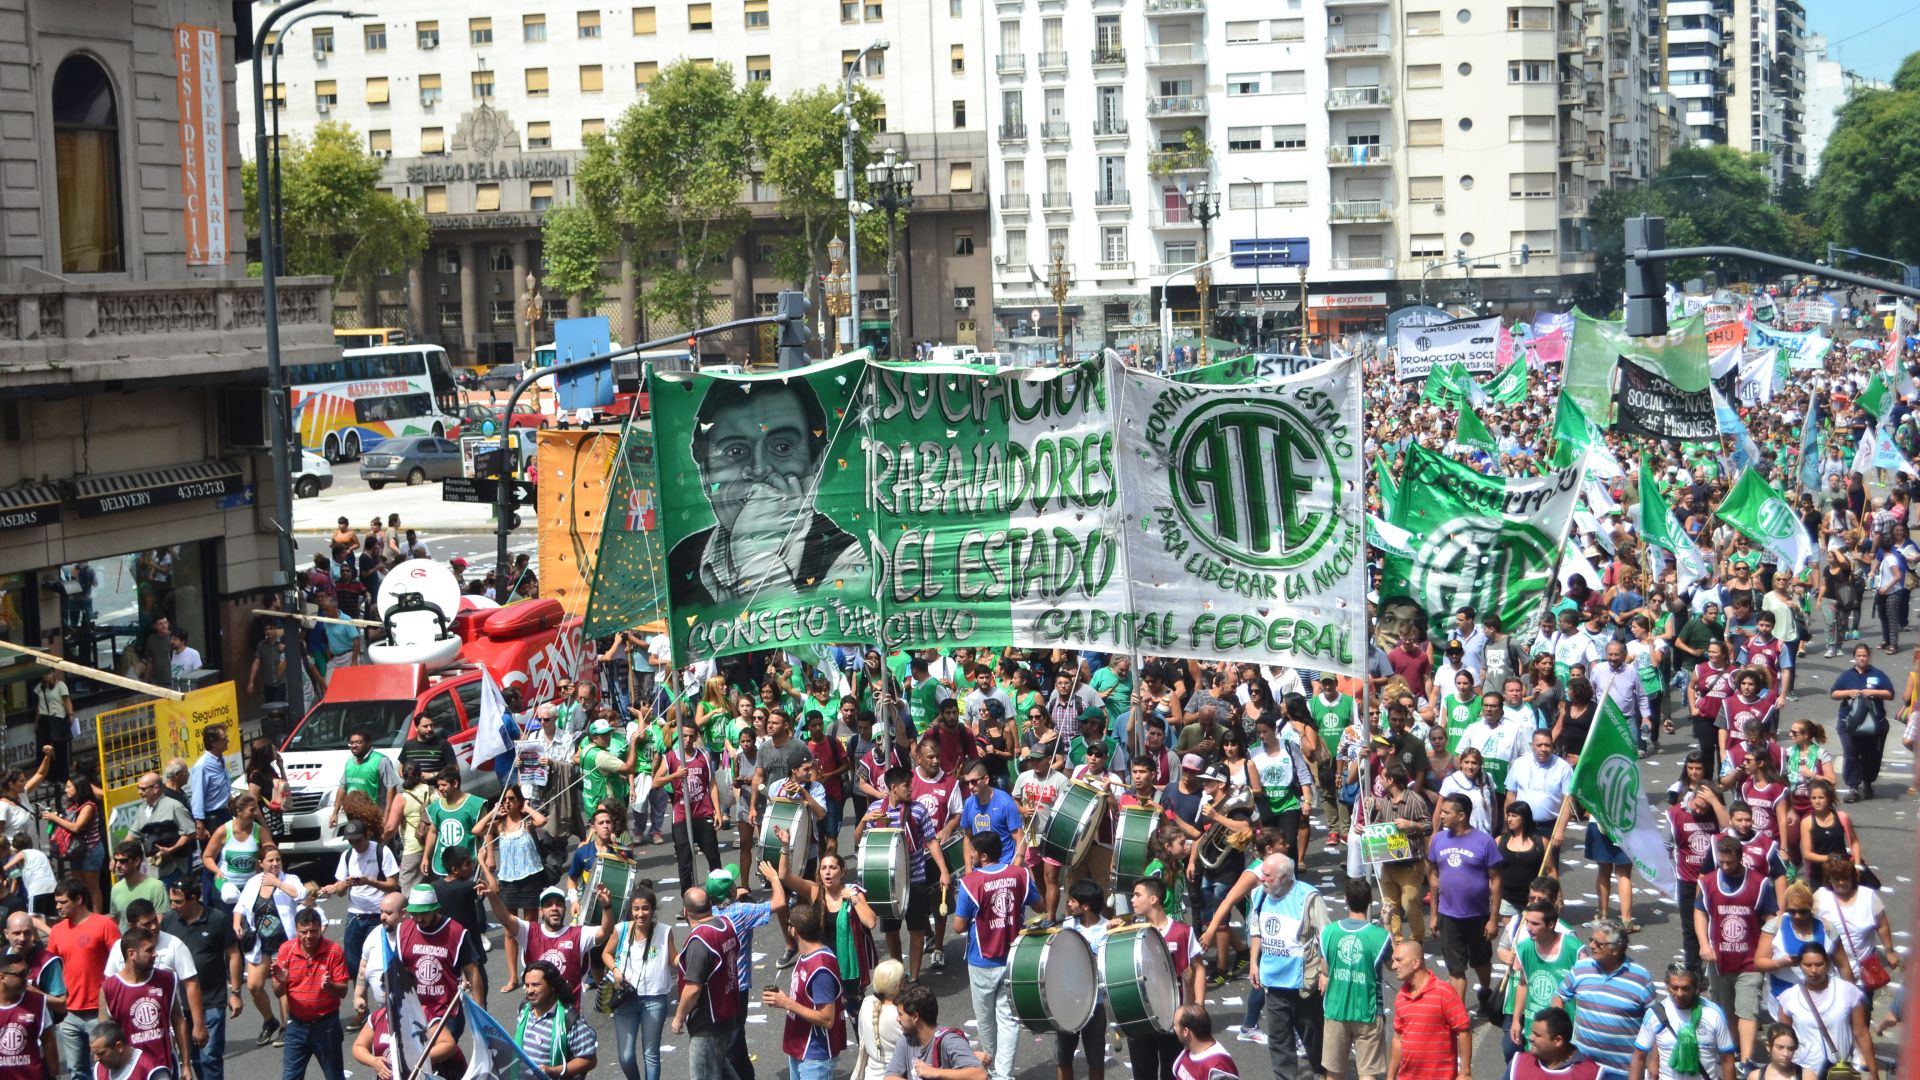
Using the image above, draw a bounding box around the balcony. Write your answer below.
[1559,80,1587,105]
[1090,47,1127,67]
[1326,143,1392,167]
[1329,255,1394,271]
[1560,195,1588,217]
[1150,205,1199,228]
[1093,188,1130,208]
[1326,34,1390,57]
[1559,138,1584,161]
[1147,146,1209,174]
[999,193,1030,213]
[996,54,1025,75]
[1146,94,1208,118]
[1562,250,1597,273]
[1325,85,1390,110]
[1144,43,1206,66]
[1607,58,1629,77]
[1144,0,1203,15]
[1041,121,1071,141]
[1042,191,1073,210]
[1151,261,1199,276]
[1329,199,1392,222]
[1092,119,1130,139]
[0,276,335,389]
[1094,260,1134,277]
[1038,50,1068,71]
[997,121,1028,142]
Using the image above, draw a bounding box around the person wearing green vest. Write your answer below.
[905,656,950,737]
[578,719,639,825]
[1503,900,1579,1063]
[421,770,486,878]
[330,728,401,831]
[1306,676,1355,836]
[1438,669,1482,755]
[1318,878,1392,1080]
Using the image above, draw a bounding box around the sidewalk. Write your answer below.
[293,480,514,535]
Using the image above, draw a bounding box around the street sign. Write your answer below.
[442,477,536,505]
[1231,237,1310,269]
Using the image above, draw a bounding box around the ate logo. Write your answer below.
[1169,399,1343,570]
[1408,516,1555,625]
[130,998,163,1031]
[1754,497,1796,540]
[0,1022,23,1055]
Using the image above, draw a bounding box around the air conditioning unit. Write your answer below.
[374,149,391,160]
[871,298,891,311]
[954,297,974,310]
[1329,14,1344,25]
[421,40,438,50]
[314,48,328,61]
[316,102,331,114]
[992,254,1006,266]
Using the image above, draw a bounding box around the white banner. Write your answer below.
[1115,356,1367,672]
[1736,346,1779,405]
[1393,315,1504,382]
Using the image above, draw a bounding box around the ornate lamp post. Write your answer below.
[823,235,852,351]
[1048,240,1071,363]
[864,146,917,360]
[1184,180,1221,364]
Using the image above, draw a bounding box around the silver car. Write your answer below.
[358,436,463,489]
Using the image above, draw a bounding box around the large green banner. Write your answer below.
[582,425,668,639]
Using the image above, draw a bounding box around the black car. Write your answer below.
[476,363,525,391]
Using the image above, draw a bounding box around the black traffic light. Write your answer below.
[775,290,813,370]
[1624,215,1667,338]
[1518,243,1530,266]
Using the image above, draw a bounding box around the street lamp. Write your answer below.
[268,9,371,277]
[865,146,916,360]
[1184,180,1221,364]
[1048,240,1071,362]
[823,235,851,351]
[840,40,888,349]
[520,272,544,355]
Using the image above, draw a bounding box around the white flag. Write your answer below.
[473,667,514,770]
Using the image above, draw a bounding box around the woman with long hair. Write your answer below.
[201,793,276,907]
[245,738,288,840]
[382,759,435,892]
[1527,653,1565,739]
[42,774,103,912]
[1688,639,1739,776]
[778,848,878,1014]
[1553,676,1596,764]
[1818,544,1859,657]
[1495,805,1553,914]
[849,959,906,1080]
[1797,779,1862,889]
[603,883,675,1080]
[1736,751,1791,848]
[478,785,549,992]
[1813,859,1900,1011]
[0,748,53,857]
[233,847,315,1047]
[1438,747,1496,835]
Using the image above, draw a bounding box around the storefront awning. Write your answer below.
[0,483,60,532]
[71,460,243,519]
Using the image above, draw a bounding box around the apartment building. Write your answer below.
[988,0,1658,358]
[1658,0,1805,185]
[241,2,993,364]
[0,2,336,741]
[1801,33,1880,177]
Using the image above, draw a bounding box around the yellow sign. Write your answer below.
[98,681,243,854]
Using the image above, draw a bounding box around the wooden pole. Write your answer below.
[1538,793,1576,877]
[0,641,183,702]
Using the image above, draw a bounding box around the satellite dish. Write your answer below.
[367,559,462,669]
[460,594,501,612]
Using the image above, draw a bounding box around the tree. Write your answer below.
[539,201,618,309]
[751,83,887,292]
[1812,52,1920,267]
[1585,147,1809,295]
[242,121,428,295]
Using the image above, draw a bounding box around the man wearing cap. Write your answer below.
[318,820,399,985]
[482,876,613,1001]
[1067,713,1128,776]
[578,718,639,824]
[397,883,483,1031]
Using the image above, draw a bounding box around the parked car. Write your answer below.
[476,363,525,392]
[448,402,548,438]
[293,450,334,499]
[358,436,464,489]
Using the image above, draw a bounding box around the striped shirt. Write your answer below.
[1390,974,1470,1080]
[1557,957,1655,1080]
[518,1001,599,1068]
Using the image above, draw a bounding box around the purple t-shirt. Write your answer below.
[1427,827,1503,919]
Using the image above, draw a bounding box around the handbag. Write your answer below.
[1801,985,1863,1080]
[1833,899,1892,991]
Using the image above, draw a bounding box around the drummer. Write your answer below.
[857,765,949,983]
[957,763,1023,871]
[1013,746,1069,922]
[1064,742,1121,894]
[1106,877,1203,1080]
[910,738,965,973]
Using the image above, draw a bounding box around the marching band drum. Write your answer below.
[758,797,814,878]
[579,851,637,927]
[1102,924,1179,1038]
[1037,779,1107,866]
[1008,927,1098,1034]
[855,827,909,919]
[1109,804,1158,889]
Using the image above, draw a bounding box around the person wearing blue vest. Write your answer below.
[1247,853,1327,1080]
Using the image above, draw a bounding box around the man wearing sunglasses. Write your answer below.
[958,764,1022,872]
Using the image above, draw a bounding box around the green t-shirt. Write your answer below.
[1441,693,1481,754]
[426,793,486,876]
[1089,666,1133,726]
[1319,918,1392,1022]
[580,744,630,814]
[1509,934,1580,1031]
[908,677,947,735]
[1307,693,1354,752]
[1729,549,1764,574]
[109,876,168,926]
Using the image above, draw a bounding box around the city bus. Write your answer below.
[334,327,408,350]
[289,344,462,462]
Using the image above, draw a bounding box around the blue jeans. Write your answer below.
[1242,983,1266,1031]
[614,993,671,1080]
[342,913,379,980]
[789,1058,833,1080]
[56,1012,96,1080]
[281,1014,346,1080]
[196,1004,227,1080]
[689,1033,740,1080]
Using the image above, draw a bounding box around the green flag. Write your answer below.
[1549,390,1602,469]
[1480,359,1528,405]
[1421,360,1472,407]
[1373,454,1400,519]
[1456,406,1497,453]
[1716,468,1815,572]
[1570,696,1677,897]
[583,422,670,638]
[1636,454,1712,585]
[1858,370,1891,420]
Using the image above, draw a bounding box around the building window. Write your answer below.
[1507,115,1553,141]
[953,228,975,256]
[1163,241,1196,266]
[746,55,771,82]
[866,2,884,18]
[1273,181,1308,206]
[842,2,859,22]
[420,74,443,106]
[1224,21,1263,43]
[1408,118,1443,145]
[1094,14,1122,53]
[266,82,286,109]
[951,44,965,74]
[750,292,779,316]
[52,55,124,273]
[953,100,967,128]
[1228,182,1259,208]
[469,17,492,45]
[489,300,514,326]
[439,303,462,329]
[1273,18,1304,41]
[842,49,858,74]
[1507,6,1551,29]
[867,52,885,77]
[1410,234,1445,258]
[474,184,501,212]
[364,77,389,105]
[1409,175,1443,202]
[951,0,962,14]
[531,180,555,209]
[527,121,551,148]
[578,10,602,37]
[421,127,445,154]
[688,3,712,30]
[580,65,604,92]
[424,185,448,214]
[1508,60,1552,82]
[526,68,550,96]
[364,24,387,51]
[524,15,546,41]
[369,129,392,154]
[1102,227,1126,262]
[1272,124,1306,149]
[1406,10,1440,34]
[949,162,973,192]
[753,240,776,263]
[1227,126,1262,151]
[315,80,337,109]
[1226,73,1261,96]
[582,118,606,138]
[1511,229,1554,255]
[1409,64,1442,88]
[472,70,494,99]
[1272,70,1305,95]
[745,0,770,27]
[633,7,657,33]
[872,104,886,132]
[635,62,658,87]
[1508,171,1553,197]
[1005,229,1026,266]
[417,21,439,48]
[312,28,335,54]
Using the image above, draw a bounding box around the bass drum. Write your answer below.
[1110,805,1158,888]
[758,798,814,877]
[580,852,637,928]
[1038,780,1107,867]
[856,828,909,920]
[1008,928,1098,1034]
[1102,925,1178,1039]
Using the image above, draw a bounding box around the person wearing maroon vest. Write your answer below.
[350,997,464,1079]
[764,903,845,1080]
[1667,784,1729,973]
[672,886,744,1080]
[1171,1005,1240,1080]
[910,739,964,972]
[0,950,56,1080]
[1692,834,1776,1062]
[1723,803,1789,912]
[1504,1006,1599,1080]
[86,1021,171,1080]
[396,884,481,1034]
[654,719,725,905]
[485,876,614,1001]
[951,831,1040,1080]
[98,928,185,1076]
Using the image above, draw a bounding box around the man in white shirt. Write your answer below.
[961,666,1015,735]
[103,898,200,983]
[351,892,408,1024]
[1455,693,1532,795]
[1627,964,1737,1080]
[318,821,401,985]
[168,631,203,682]
[1504,732,1572,836]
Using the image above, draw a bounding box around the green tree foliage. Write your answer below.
[539,201,618,309]
[242,121,428,293]
[1586,146,1810,295]
[1812,53,1920,267]
[750,83,887,290]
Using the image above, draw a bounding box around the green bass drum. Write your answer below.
[1008,927,1097,1034]
[1102,924,1178,1039]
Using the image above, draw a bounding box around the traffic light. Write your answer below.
[1624,215,1668,338]
[1518,243,1530,266]
[775,290,814,370]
